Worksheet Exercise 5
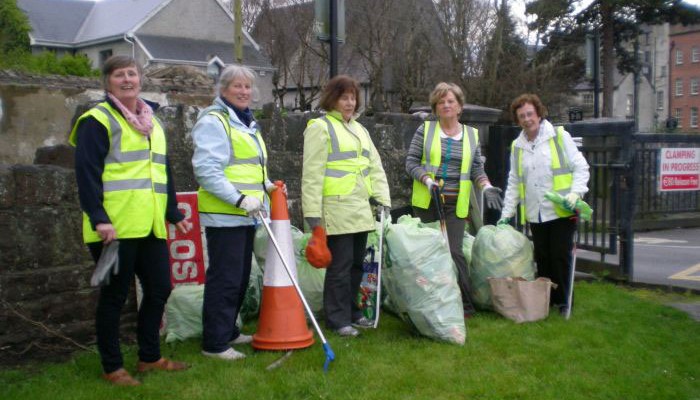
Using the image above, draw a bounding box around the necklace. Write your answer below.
[442,123,461,137]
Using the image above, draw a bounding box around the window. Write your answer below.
[99,49,113,67]
[675,108,683,127]
[693,47,699,63]
[676,49,683,64]
[691,78,699,95]
[691,108,698,128]
[656,91,664,110]
[676,79,684,96]
[644,51,650,63]
[660,65,667,77]
[583,93,593,108]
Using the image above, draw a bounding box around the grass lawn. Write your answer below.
[1,281,698,400]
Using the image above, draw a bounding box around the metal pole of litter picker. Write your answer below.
[373,208,385,329]
[257,211,335,371]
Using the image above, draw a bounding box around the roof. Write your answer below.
[137,34,273,69]
[18,0,164,46]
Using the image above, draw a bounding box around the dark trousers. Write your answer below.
[88,234,172,374]
[324,231,368,330]
[202,226,254,353]
[530,217,577,307]
[413,197,476,314]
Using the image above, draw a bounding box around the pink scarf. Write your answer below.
[107,93,154,137]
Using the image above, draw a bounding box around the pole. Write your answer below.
[257,211,335,372]
[593,28,600,118]
[234,0,243,64]
[633,34,640,132]
[329,0,338,78]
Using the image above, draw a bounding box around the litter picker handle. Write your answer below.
[257,211,335,370]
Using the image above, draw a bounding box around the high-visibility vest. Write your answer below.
[411,121,478,218]
[196,111,267,215]
[69,102,168,243]
[513,126,574,225]
[310,115,373,197]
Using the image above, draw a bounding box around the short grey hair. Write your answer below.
[216,65,256,96]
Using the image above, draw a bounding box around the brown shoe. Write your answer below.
[102,368,141,386]
[136,357,189,373]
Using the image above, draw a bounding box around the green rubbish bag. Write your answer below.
[164,284,204,343]
[256,224,326,314]
[470,224,536,310]
[293,228,326,314]
[383,215,466,345]
[164,256,264,343]
[239,256,264,321]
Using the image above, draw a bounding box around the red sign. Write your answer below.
[167,192,206,286]
[659,148,700,192]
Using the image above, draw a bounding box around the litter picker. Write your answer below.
[431,181,450,248]
[372,207,386,329]
[257,211,335,372]
[564,220,578,320]
[544,191,593,321]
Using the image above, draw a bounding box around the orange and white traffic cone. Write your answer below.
[252,182,314,350]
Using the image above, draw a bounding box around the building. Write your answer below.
[669,23,700,133]
[572,23,672,132]
[18,0,276,105]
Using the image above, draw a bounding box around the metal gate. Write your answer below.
[486,120,636,279]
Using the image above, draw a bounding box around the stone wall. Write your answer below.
[0,72,501,364]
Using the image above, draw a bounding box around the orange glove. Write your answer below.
[305,226,332,268]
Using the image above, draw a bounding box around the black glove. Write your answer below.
[483,187,503,211]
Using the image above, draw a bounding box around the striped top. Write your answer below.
[405,122,490,193]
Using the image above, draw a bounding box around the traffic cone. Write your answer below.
[252,182,314,350]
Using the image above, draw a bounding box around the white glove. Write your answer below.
[239,195,263,215]
[564,192,580,210]
[423,176,438,189]
[265,181,288,196]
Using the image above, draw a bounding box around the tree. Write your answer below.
[477,0,528,112]
[253,1,327,110]
[527,0,700,117]
[434,0,496,99]
[0,0,30,54]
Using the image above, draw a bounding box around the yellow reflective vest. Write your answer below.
[513,126,574,225]
[411,121,478,218]
[69,102,168,243]
[311,115,373,197]
[196,110,267,215]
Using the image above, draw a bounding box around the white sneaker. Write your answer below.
[231,334,253,345]
[201,347,246,361]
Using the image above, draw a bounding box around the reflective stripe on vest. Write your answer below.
[69,102,169,243]
[514,126,574,225]
[196,111,267,215]
[314,115,373,197]
[411,121,478,218]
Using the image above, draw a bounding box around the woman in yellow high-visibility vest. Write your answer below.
[406,82,503,318]
[191,65,283,360]
[302,75,391,337]
[71,56,191,386]
[499,94,590,316]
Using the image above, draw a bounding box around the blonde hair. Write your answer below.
[429,82,465,114]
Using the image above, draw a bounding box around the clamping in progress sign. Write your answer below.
[658,148,700,192]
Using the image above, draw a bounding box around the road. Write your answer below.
[580,227,700,291]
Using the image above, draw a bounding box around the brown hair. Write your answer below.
[510,93,547,122]
[318,75,361,112]
[101,55,143,90]
[429,82,465,114]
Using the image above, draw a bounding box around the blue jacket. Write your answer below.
[191,96,272,227]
